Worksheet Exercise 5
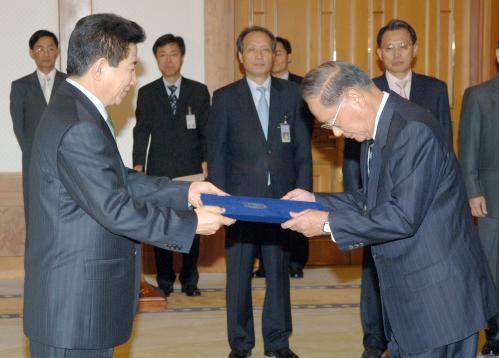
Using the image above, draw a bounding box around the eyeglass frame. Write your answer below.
[320,99,345,131]
[380,41,412,53]
[32,46,58,55]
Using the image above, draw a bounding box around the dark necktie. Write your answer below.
[168,85,177,115]
[367,139,374,176]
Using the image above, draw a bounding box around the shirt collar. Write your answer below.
[163,76,182,94]
[385,70,412,89]
[36,68,56,82]
[246,76,271,92]
[66,78,109,121]
[372,91,390,141]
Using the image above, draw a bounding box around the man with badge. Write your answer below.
[208,26,312,358]
[133,33,210,297]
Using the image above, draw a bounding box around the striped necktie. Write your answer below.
[168,85,178,115]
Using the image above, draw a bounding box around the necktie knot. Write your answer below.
[395,79,408,99]
[167,85,178,115]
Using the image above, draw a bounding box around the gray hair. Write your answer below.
[301,61,373,106]
[236,26,276,54]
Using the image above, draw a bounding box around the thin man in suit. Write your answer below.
[208,26,312,358]
[342,19,453,358]
[283,61,498,357]
[459,42,499,356]
[133,34,211,297]
[252,36,311,280]
[23,14,234,358]
[10,29,66,218]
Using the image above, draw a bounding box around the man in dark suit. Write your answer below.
[342,19,453,358]
[208,26,312,358]
[23,14,234,358]
[133,34,210,297]
[283,61,498,357]
[10,29,66,218]
[459,42,499,355]
[251,36,310,280]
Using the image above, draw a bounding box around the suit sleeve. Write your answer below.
[132,88,151,167]
[57,121,197,253]
[292,92,313,191]
[458,87,482,199]
[10,81,24,150]
[207,90,228,189]
[316,123,445,250]
[342,139,362,194]
[197,85,211,162]
[436,82,453,146]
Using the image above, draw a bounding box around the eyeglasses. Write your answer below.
[320,99,344,130]
[33,46,58,55]
[381,42,412,53]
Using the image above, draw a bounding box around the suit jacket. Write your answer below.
[208,77,312,198]
[459,75,499,218]
[24,80,198,349]
[10,70,66,202]
[316,94,497,353]
[343,72,453,193]
[288,72,303,84]
[133,77,210,178]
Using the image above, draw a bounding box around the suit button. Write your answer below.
[267,149,272,154]
[363,205,367,212]
[134,250,137,256]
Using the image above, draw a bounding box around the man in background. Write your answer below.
[252,36,311,280]
[133,34,210,297]
[10,29,66,218]
[24,13,233,357]
[208,26,312,358]
[342,19,453,358]
[459,41,499,356]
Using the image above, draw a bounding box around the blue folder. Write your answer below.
[201,194,325,224]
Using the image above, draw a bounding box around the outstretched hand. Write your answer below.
[188,181,228,208]
[195,205,235,235]
[281,209,329,237]
[282,188,316,202]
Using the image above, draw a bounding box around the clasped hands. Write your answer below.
[281,189,330,238]
[188,181,236,235]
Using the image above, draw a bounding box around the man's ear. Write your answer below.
[91,58,108,81]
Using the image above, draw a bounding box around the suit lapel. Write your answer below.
[51,71,65,97]
[268,77,283,144]
[176,77,190,118]
[366,94,397,208]
[153,77,173,117]
[237,79,268,145]
[377,75,390,91]
[409,72,424,104]
[29,71,45,100]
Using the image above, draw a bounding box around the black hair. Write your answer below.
[276,36,292,54]
[66,13,145,76]
[153,34,186,56]
[29,30,59,49]
[376,19,417,47]
[236,26,276,53]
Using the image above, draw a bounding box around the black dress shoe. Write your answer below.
[264,347,299,358]
[482,341,499,355]
[228,349,251,357]
[181,285,201,296]
[252,268,266,278]
[361,347,385,358]
[289,268,304,279]
[159,286,173,297]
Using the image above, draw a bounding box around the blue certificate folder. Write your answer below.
[201,194,325,224]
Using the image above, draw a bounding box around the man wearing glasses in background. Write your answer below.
[10,30,66,220]
[342,19,453,358]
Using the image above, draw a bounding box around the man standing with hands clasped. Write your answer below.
[282,61,497,357]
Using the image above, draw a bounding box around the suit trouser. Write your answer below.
[225,221,292,353]
[360,245,388,350]
[30,340,113,358]
[478,216,499,340]
[387,332,478,358]
[155,234,200,289]
[255,231,308,273]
